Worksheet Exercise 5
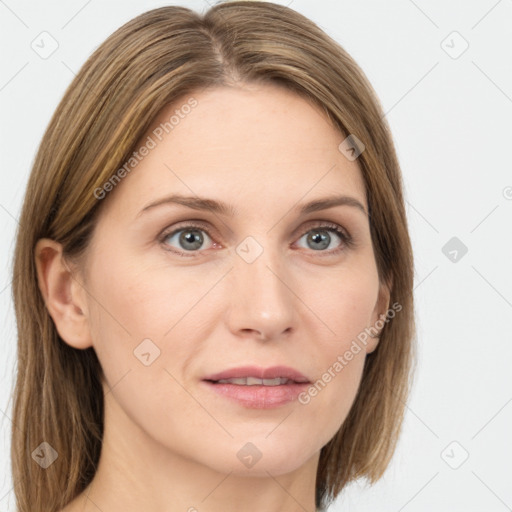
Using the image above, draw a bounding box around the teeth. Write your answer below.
[216,377,291,386]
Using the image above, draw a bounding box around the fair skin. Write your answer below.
[36,82,389,512]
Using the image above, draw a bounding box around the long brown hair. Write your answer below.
[11,2,416,510]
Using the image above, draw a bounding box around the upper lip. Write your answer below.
[203,365,310,383]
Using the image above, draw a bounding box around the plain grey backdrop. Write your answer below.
[1,0,511,510]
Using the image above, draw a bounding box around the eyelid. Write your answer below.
[297,220,351,240]
[158,220,217,247]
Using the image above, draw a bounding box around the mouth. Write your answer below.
[202,366,311,409]
[203,365,310,383]
[208,377,303,386]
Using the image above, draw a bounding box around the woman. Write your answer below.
[11,2,416,511]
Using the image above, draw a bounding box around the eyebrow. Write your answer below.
[137,193,368,218]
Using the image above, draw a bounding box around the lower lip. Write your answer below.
[203,381,310,409]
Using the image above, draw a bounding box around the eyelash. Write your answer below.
[158,220,354,258]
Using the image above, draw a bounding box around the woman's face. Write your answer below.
[73,83,389,477]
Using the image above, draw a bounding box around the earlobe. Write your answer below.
[34,238,93,350]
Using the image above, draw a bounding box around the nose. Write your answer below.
[225,241,297,341]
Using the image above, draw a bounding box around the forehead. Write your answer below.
[101,83,367,219]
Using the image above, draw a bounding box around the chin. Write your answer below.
[199,435,320,477]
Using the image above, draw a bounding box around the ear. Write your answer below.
[34,238,93,349]
[365,276,392,354]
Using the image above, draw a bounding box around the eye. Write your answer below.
[295,222,353,255]
[159,220,353,258]
[160,222,216,257]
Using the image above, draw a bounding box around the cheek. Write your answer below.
[83,255,215,441]
[87,248,208,338]
[295,337,367,452]
[84,251,224,389]
[303,260,379,345]
[294,264,378,433]
[301,340,367,427]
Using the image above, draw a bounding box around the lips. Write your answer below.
[203,365,310,384]
[202,365,311,409]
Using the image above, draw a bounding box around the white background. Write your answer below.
[1,1,511,510]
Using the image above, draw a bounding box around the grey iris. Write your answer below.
[180,230,204,250]
[308,230,330,250]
